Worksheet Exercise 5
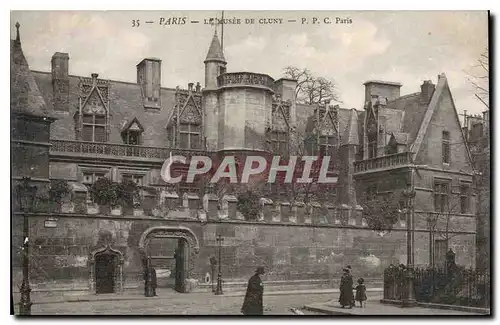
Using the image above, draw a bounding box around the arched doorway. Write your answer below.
[138,226,200,293]
[89,245,124,294]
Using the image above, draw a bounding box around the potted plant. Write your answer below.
[49,179,71,213]
[90,177,114,215]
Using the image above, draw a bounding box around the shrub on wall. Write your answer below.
[49,180,71,205]
[237,189,262,221]
[90,177,140,208]
[361,193,401,232]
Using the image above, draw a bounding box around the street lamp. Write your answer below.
[401,166,417,308]
[215,235,224,295]
[15,177,37,316]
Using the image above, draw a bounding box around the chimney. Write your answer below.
[363,80,402,105]
[137,58,162,109]
[196,82,201,92]
[91,73,99,80]
[51,52,70,111]
[420,80,435,103]
[188,82,194,94]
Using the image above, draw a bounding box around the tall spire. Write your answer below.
[204,30,226,63]
[15,22,20,44]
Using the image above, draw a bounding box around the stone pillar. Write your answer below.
[354,205,363,225]
[293,201,305,223]
[340,204,350,225]
[325,204,336,224]
[183,193,200,218]
[280,202,291,223]
[203,193,219,221]
[260,198,273,222]
[222,195,238,219]
[310,201,324,225]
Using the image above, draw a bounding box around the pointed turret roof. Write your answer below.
[341,109,360,146]
[11,22,54,119]
[204,31,226,63]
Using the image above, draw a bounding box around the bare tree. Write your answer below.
[283,66,341,105]
[467,48,489,109]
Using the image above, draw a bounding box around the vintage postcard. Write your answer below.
[10,10,490,316]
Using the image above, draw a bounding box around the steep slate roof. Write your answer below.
[10,25,53,119]
[32,71,178,145]
[205,31,225,62]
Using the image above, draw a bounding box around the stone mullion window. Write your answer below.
[434,181,450,212]
[179,123,201,149]
[459,183,470,214]
[82,113,107,142]
[270,130,289,156]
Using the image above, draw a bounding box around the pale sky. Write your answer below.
[10,10,489,117]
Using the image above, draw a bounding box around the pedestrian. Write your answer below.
[151,267,158,296]
[338,268,355,308]
[241,266,265,315]
[355,278,367,307]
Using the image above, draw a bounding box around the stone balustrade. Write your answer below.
[217,72,276,91]
[50,139,207,160]
[353,151,412,173]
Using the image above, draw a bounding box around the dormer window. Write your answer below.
[121,118,144,146]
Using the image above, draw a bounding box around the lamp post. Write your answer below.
[401,167,417,307]
[16,177,37,316]
[209,256,217,293]
[215,235,224,295]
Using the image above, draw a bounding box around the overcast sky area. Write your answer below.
[10,10,489,117]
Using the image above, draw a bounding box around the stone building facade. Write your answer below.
[463,111,490,271]
[11,25,479,295]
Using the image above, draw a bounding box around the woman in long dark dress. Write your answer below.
[241,266,265,315]
[339,268,355,308]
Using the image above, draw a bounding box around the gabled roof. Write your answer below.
[410,73,474,165]
[10,24,54,119]
[120,117,145,133]
[204,31,226,63]
[391,132,409,145]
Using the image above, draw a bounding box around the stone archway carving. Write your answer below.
[88,244,125,294]
[138,226,200,284]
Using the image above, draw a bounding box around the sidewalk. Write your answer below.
[13,287,383,305]
[304,299,487,316]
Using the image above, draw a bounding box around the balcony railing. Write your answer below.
[50,139,207,160]
[354,151,412,173]
[217,72,276,91]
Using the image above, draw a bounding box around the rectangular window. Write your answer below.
[434,181,450,212]
[434,239,448,268]
[368,141,377,159]
[460,184,470,214]
[319,135,337,156]
[179,123,201,149]
[442,131,451,164]
[82,113,107,142]
[270,131,288,156]
[122,174,144,187]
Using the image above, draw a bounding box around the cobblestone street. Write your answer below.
[22,291,366,315]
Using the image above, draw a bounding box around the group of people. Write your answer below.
[339,265,367,308]
[240,264,368,315]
